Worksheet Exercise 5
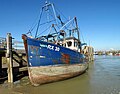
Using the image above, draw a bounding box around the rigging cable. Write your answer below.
[36,25,51,38]
[55,5,67,21]
[80,29,85,43]
[35,7,43,38]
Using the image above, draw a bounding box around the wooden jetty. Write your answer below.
[0,33,27,83]
[0,48,6,77]
[83,46,94,61]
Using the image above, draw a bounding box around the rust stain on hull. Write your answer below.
[61,53,70,64]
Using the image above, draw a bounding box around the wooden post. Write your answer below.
[19,54,23,67]
[6,33,13,83]
[0,56,2,74]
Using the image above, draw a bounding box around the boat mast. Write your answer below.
[51,3,58,24]
[35,1,58,38]
[74,17,80,41]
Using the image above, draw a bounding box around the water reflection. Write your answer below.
[0,56,120,94]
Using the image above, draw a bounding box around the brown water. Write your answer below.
[0,56,120,94]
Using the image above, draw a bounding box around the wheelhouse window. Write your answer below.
[67,41,72,47]
[74,41,78,47]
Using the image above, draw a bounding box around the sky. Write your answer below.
[0,0,120,51]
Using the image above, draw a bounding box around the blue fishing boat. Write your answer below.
[22,1,88,86]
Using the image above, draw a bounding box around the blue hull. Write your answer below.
[25,37,85,67]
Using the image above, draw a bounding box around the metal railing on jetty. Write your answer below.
[0,33,27,83]
[0,37,6,49]
[0,36,24,51]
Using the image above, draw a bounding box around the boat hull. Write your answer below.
[28,63,88,86]
[22,35,88,86]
